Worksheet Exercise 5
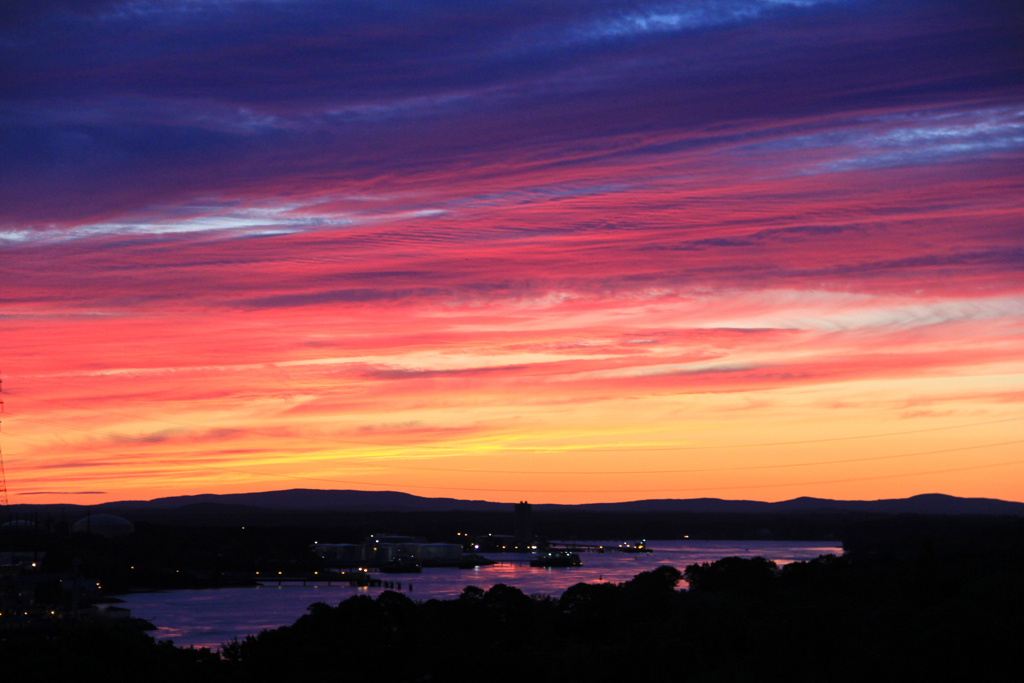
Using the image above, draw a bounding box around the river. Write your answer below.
[115,540,841,650]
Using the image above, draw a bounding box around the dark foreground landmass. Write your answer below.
[2,516,1022,682]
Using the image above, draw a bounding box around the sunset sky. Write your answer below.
[1,0,1022,504]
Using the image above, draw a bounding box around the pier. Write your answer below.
[547,541,651,554]
[255,573,413,591]
[254,571,369,587]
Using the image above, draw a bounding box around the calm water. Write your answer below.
[116,540,841,650]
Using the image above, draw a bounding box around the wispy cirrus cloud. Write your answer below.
[2,0,1022,503]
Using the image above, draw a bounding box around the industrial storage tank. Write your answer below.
[366,543,397,564]
[314,544,365,565]
[366,542,423,564]
[393,542,422,558]
[419,543,462,566]
[71,514,134,538]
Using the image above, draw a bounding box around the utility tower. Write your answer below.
[0,372,7,506]
[514,501,532,545]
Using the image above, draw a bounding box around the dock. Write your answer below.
[547,542,651,554]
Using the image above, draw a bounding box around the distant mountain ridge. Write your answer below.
[104,489,504,512]
[94,489,1024,516]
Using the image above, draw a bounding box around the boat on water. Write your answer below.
[458,553,498,568]
[616,540,652,554]
[530,551,582,568]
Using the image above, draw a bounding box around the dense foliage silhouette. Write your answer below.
[2,517,1021,681]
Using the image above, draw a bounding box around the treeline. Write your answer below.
[3,517,1022,681]
[219,531,1023,682]
[34,523,319,592]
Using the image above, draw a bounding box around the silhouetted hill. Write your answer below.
[76,489,1024,515]
[98,489,507,512]
[574,493,1024,515]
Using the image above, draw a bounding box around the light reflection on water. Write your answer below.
[116,540,841,650]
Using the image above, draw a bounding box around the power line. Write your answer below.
[8,394,381,448]
[7,428,1020,475]
[318,439,1024,474]
[4,409,1022,475]
[117,456,1024,494]
[5,374,1022,496]
[3,429,1022,495]
[8,379,1023,453]
[3,406,1019,455]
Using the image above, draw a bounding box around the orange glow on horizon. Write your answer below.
[3,280,1021,504]
[2,2,1022,505]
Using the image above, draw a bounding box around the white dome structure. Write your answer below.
[72,514,134,538]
